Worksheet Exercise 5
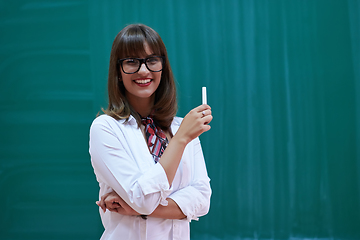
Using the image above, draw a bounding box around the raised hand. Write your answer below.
[175,104,212,144]
[158,104,213,185]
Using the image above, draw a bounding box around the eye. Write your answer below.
[124,58,139,65]
[147,57,161,65]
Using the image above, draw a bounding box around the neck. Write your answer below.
[127,93,155,118]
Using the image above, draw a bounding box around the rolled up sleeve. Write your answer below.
[137,163,172,206]
[169,138,212,222]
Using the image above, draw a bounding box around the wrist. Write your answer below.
[172,133,190,146]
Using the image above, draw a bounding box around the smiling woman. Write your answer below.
[105,24,177,128]
[119,42,163,113]
[89,24,213,240]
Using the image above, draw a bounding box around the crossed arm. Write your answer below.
[96,190,186,219]
[91,105,212,220]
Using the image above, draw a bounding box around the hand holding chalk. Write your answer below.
[174,87,212,143]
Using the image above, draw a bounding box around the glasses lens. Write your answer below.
[120,57,164,73]
[145,57,163,72]
[122,59,140,74]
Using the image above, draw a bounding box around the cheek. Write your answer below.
[120,71,126,81]
[154,72,162,82]
[120,74,133,91]
[120,72,132,84]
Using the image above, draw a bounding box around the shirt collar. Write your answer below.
[127,114,138,125]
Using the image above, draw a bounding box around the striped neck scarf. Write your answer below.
[141,116,169,162]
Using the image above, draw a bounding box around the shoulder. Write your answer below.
[172,116,183,126]
[89,114,139,143]
[92,114,113,123]
[90,115,116,134]
[90,114,135,131]
[91,114,121,126]
[170,116,184,135]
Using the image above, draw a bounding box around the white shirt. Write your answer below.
[89,114,211,240]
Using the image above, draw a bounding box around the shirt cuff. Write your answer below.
[169,186,206,222]
[137,163,171,206]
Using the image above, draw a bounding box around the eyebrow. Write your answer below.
[127,54,158,58]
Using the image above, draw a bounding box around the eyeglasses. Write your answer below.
[117,56,165,74]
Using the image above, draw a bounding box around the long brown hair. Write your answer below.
[104,24,177,132]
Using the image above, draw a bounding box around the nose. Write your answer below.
[138,63,149,74]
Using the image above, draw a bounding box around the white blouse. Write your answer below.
[89,114,211,240]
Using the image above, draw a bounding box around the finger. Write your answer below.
[98,197,106,211]
[98,200,106,212]
[101,192,111,201]
[108,208,116,212]
[203,114,213,123]
[108,206,121,212]
[96,201,104,212]
[194,104,211,113]
[202,115,213,128]
[105,195,122,206]
[203,124,211,131]
[200,109,212,118]
[108,201,121,209]
[110,202,122,208]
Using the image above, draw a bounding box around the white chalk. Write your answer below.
[202,87,207,105]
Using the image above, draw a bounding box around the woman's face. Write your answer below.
[120,42,162,106]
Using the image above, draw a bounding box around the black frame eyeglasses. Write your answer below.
[117,56,165,74]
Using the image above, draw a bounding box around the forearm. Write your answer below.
[149,198,186,219]
[159,104,212,186]
[158,136,188,186]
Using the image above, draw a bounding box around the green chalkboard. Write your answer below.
[1,0,359,239]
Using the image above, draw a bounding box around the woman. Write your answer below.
[89,24,212,240]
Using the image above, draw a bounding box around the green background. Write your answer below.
[1,0,360,239]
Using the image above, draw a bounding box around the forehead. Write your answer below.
[139,42,154,57]
[120,40,159,58]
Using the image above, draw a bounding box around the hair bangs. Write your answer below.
[118,34,146,58]
[117,26,162,58]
